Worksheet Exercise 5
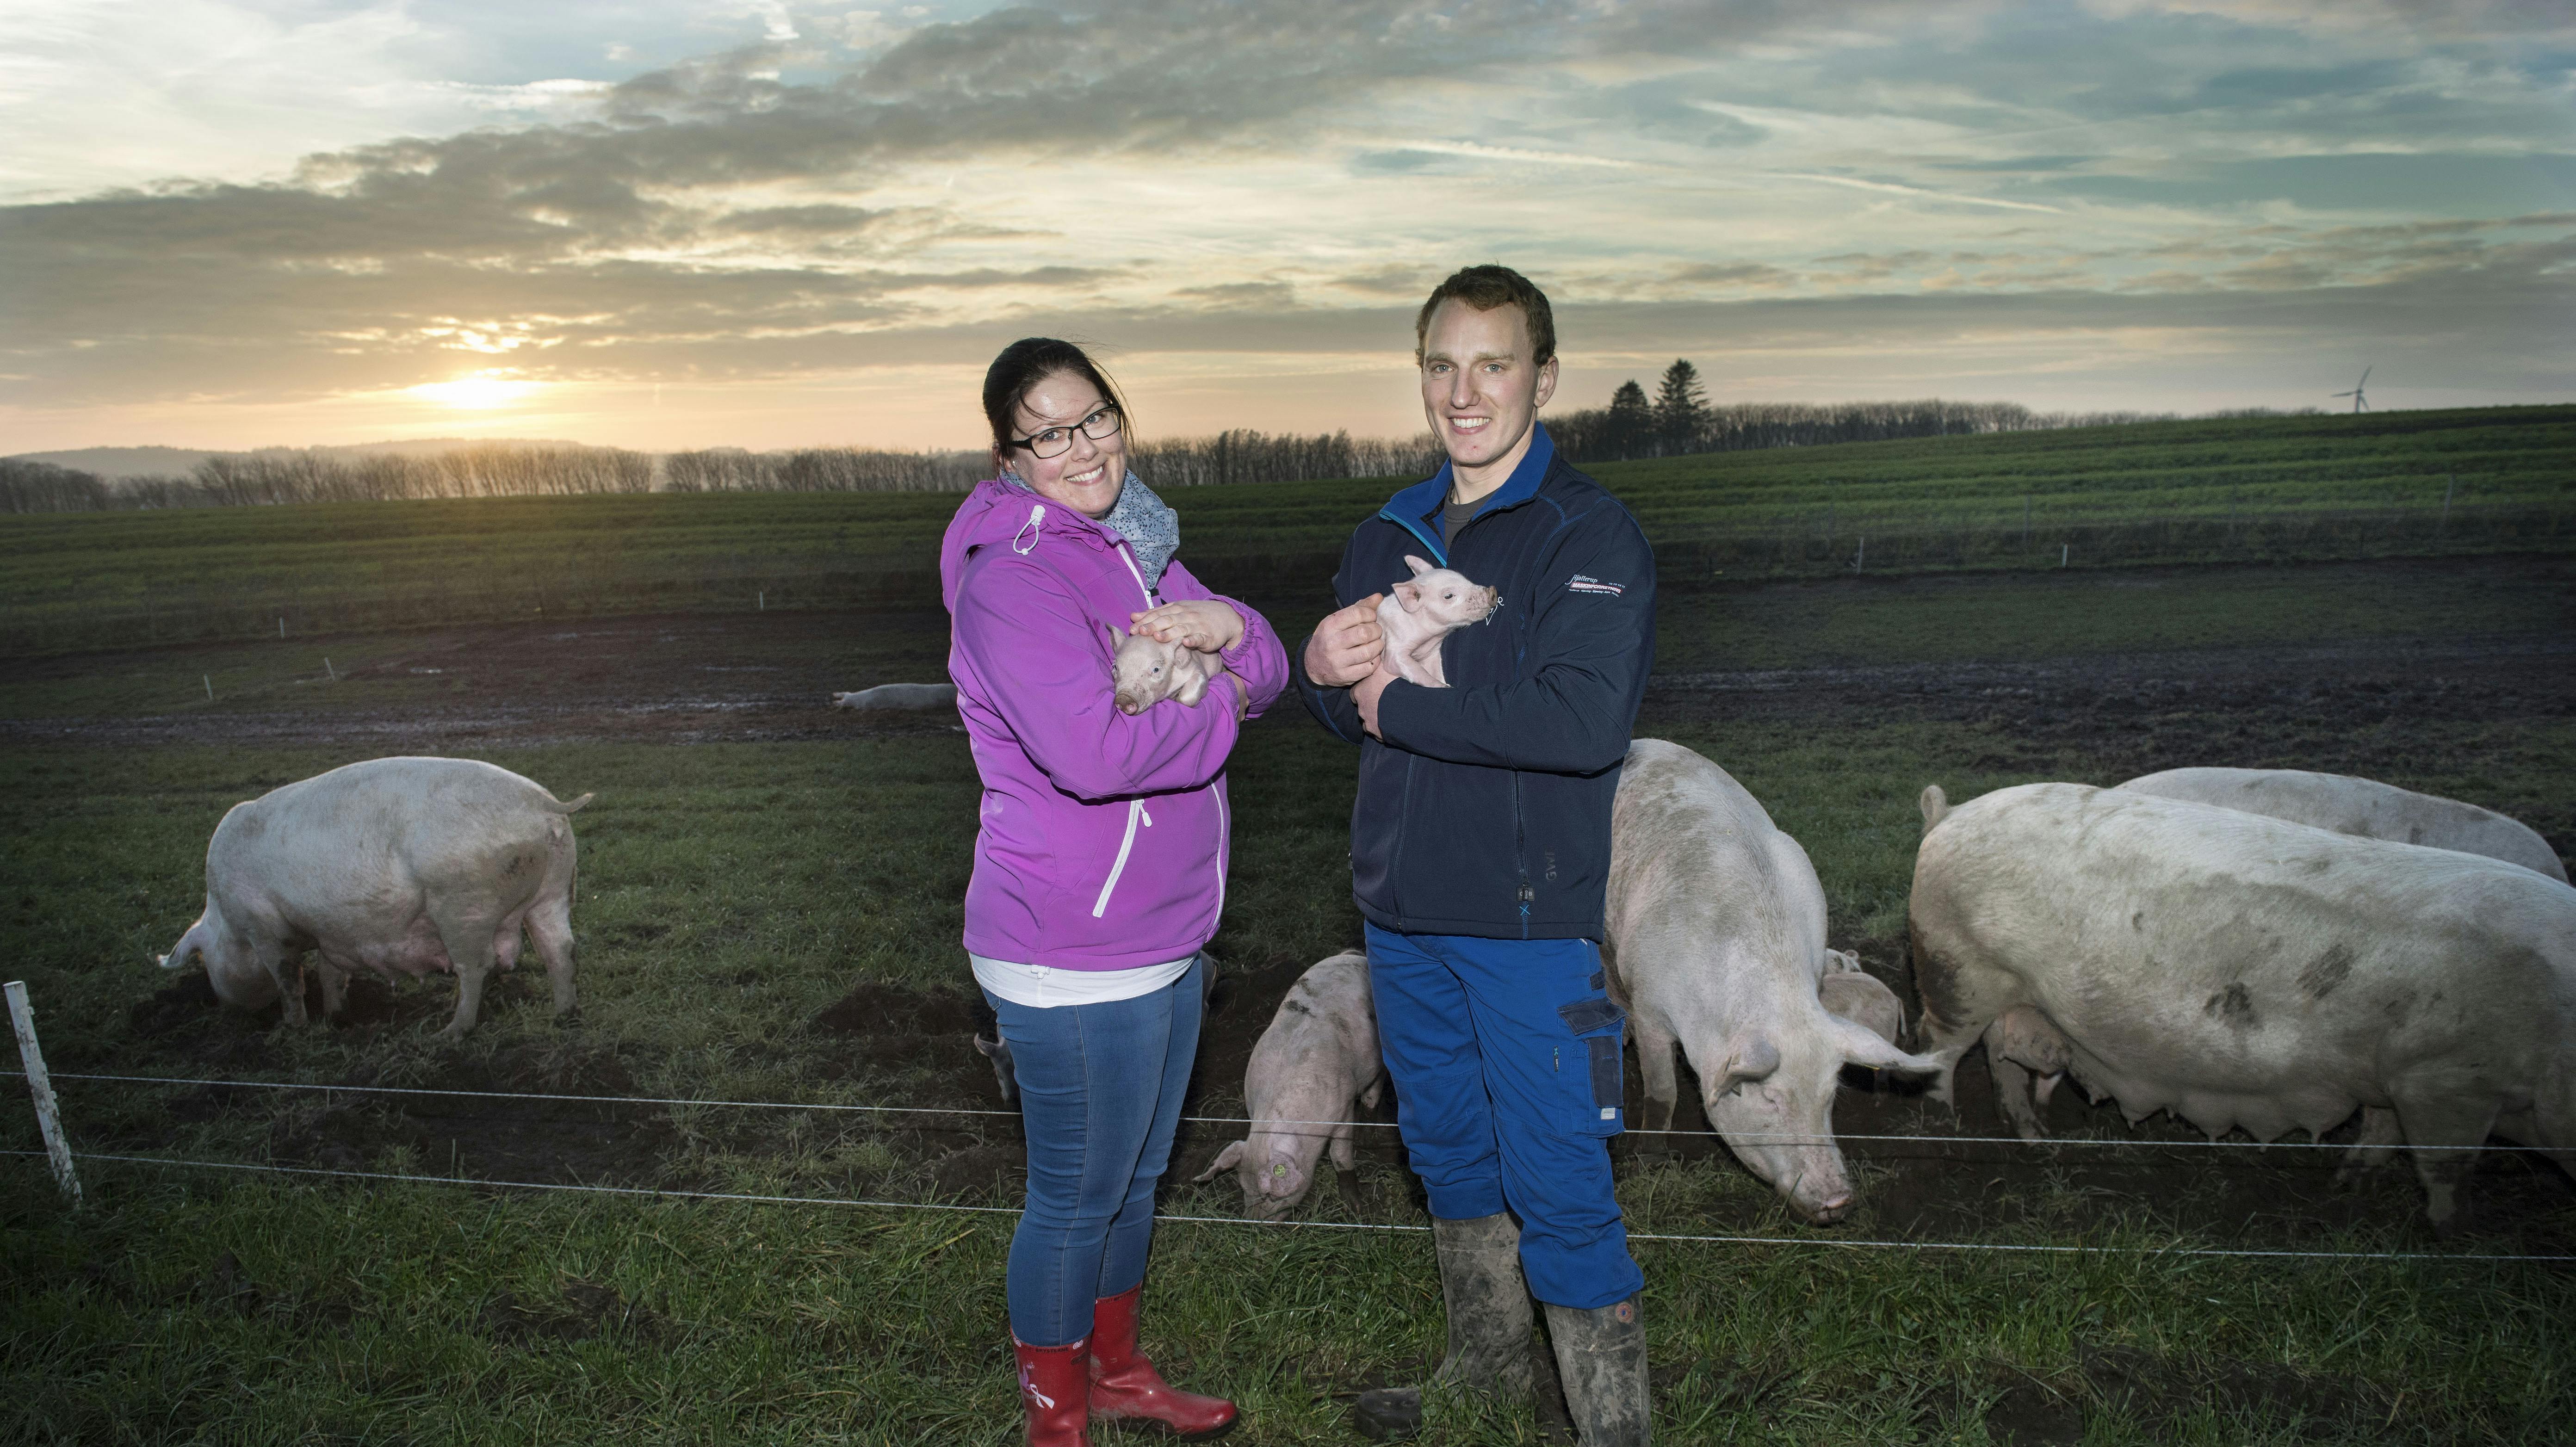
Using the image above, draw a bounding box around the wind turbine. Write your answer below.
[2331,366,2372,413]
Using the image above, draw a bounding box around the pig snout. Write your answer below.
[1780,1155,1857,1224]
[1115,689,1148,716]
[1472,586,1499,620]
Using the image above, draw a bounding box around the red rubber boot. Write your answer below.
[1013,1335,1092,1447]
[1087,1285,1238,1438]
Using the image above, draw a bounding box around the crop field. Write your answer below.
[3,418,2574,1443]
[2,405,2570,657]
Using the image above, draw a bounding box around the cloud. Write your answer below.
[2,0,2571,440]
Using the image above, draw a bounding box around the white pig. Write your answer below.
[1194,952,1385,1218]
[1606,740,1942,1224]
[2114,766,2567,883]
[1372,556,1499,688]
[830,682,959,711]
[157,756,589,1040]
[1110,627,1225,715]
[1909,781,2576,1231]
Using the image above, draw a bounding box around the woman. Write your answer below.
[939,337,1287,1445]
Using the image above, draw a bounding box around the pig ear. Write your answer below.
[1392,581,1426,613]
[1716,1036,1781,1094]
[1192,1140,1246,1183]
[1404,555,1433,578]
[1832,1015,1943,1076]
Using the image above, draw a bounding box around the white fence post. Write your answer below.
[5,981,82,1207]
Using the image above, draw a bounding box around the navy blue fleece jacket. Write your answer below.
[1297,424,1656,939]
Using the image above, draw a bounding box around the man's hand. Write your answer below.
[1352,669,1392,738]
[1302,594,1385,688]
[1130,599,1243,654]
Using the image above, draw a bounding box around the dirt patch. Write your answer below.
[813,981,978,1038]
[0,610,960,749]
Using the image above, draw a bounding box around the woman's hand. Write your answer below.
[1130,599,1244,655]
[1205,669,1248,719]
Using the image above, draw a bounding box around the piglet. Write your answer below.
[1193,951,1384,1218]
[1110,627,1226,716]
[1373,556,1499,688]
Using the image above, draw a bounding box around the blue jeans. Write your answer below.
[1366,923,1643,1309]
[982,955,1204,1346]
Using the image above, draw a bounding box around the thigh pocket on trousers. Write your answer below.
[1555,997,1627,1137]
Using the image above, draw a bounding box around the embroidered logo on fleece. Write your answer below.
[1567,573,1625,596]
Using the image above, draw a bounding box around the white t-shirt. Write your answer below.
[971,952,1196,1008]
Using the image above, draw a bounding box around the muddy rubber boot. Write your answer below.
[1350,1213,1536,1440]
[1432,1212,1536,1396]
[1543,1294,1649,1447]
[1013,1334,1092,1447]
[1087,1285,1238,1438]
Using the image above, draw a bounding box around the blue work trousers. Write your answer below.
[1365,924,1643,1309]
[982,956,1203,1346]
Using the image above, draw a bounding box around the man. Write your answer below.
[1297,265,1656,1445]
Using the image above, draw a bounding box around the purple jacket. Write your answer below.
[941,478,1289,971]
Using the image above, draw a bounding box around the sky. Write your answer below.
[2,0,2571,454]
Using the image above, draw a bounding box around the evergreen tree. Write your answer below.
[1654,359,1709,453]
[1605,380,1650,459]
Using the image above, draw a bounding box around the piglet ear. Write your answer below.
[1393,581,1426,613]
[1404,555,1434,578]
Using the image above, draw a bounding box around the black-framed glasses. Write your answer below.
[1008,404,1123,459]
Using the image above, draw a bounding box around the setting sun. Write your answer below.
[409,375,539,409]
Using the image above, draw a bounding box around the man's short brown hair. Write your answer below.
[1414,264,1555,367]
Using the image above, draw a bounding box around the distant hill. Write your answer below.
[10,439,594,480]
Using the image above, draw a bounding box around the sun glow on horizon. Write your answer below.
[409,375,542,409]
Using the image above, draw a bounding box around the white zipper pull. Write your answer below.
[1013,503,1046,555]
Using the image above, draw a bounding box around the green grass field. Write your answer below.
[4,406,2569,656]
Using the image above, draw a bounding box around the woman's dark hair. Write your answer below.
[982,338,1132,456]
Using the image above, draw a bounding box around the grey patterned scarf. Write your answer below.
[1000,466,1181,592]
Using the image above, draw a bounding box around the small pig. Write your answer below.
[1194,951,1384,1218]
[1110,627,1226,715]
[1817,950,1905,1050]
[1373,555,1499,688]
[830,682,958,711]
[1982,1004,2078,1139]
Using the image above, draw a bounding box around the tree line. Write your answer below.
[0,445,653,513]
[1,371,2319,514]
[1545,359,2189,463]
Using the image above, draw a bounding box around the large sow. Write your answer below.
[159,756,591,1039]
[2116,766,2566,883]
[1910,781,2576,1232]
[1606,740,1937,1224]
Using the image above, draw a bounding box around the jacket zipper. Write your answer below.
[1513,773,1532,937]
[1091,537,1171,921]
[1093,799,1153,917]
